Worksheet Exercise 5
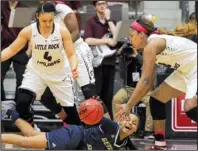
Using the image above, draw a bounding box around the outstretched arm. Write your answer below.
[127,47,156,109]
[116,38,166,114]
[126,38,166,110]
[1,133,47,149]
[1,26,30,62]
[126,38,166,109]
[2,110,46,149]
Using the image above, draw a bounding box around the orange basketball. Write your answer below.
[78,98,104,125]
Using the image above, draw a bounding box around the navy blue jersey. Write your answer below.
[46,117,130,150]
[79,117,128,150]
[46,125,84,150]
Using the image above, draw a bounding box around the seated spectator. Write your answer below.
[83,0,118,119]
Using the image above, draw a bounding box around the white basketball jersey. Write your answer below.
[148,34,197,74]
[29,22,65,73]
[54,3,84,46]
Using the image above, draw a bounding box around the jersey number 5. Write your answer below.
[44,52,52,62]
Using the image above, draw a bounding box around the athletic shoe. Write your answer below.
[34,123,41,132]
[146,145,167,150]
[144,131,154,139]
[1,100,16,120]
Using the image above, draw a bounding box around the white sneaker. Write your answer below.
[1,100,16,120]
[34,123,41,132]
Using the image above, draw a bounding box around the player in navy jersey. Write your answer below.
[1,101,139,150]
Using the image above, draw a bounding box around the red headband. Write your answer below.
[130,21,148,33]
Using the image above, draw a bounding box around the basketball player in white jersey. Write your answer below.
[116,17,197,149]
[1,2,82,125]
[54,1,95,87]
[37,1,110,123]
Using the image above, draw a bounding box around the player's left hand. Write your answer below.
[72,68,78,79]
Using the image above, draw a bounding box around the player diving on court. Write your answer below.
[1,99,139,150]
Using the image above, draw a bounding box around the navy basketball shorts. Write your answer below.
[46,125,83,150]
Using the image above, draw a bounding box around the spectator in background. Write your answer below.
[162,13,197,43]
[83,0,117,119]
[1,0,30,102]
[187,12,197,43]
[188,12,196,23]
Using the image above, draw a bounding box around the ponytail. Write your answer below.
[158,21,197,39]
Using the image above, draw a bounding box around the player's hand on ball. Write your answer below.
[72,68,78,79]
[91,96,101,101]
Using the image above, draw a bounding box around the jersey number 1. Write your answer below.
[44,52,52,62]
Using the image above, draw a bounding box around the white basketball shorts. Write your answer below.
[165,65,197,99]
[19,67,75,107]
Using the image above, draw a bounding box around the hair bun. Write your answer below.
[141,13,159,23]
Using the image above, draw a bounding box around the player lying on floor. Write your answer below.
[1,101,139,150]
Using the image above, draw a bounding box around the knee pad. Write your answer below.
[81,83,97,99]
[149,96,166,120]
[63,105,82,125]
[40,99,62,115]
[185,107,198,123]
[16,88,36,122]
[40,88,62,114]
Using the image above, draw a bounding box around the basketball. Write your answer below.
[78,98,104,125]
